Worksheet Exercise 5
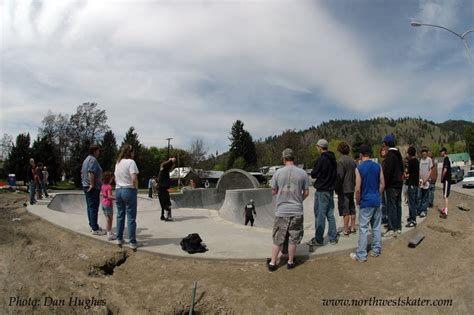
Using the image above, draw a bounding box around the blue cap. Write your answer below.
[382,134,395,144]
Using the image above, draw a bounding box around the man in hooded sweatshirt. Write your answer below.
[308,139,338,246]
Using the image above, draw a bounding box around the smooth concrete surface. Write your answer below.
[26,188,421,260]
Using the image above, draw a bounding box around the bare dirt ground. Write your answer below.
[1,189,473,314]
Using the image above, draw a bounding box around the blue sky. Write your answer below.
[1,0,473,155]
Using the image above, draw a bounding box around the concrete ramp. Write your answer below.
[48,193,160,213]
[218,188,277,228]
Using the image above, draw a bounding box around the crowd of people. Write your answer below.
[268,134,451,270]
[27,134,452,261]
[78,144,176,250]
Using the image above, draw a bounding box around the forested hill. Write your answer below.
[207,117,472,171]
[297,117,469,148]
[253,117,471,168]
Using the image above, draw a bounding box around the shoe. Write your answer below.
[165,217,173,222]
[349,226,357,234]
[266,258,277,272]
[383,230,395,237]
[129,242,142,250]
[108,233,117,241]
[329,239,338,245]
[440,213,448,219]
[419,212,427,218]
[370,251,380,257]
[92,228,106,235]
[396,229,402,234]
[405,221,416,228]
[117,239,123,246]
[307,238,324,246]
[160,216,166,221]
[287,260,296,270]
[342,231,350,237]
[350,253,366,262]
[416,211,421,216]
[383,224,389,229]
[428,204,433,208]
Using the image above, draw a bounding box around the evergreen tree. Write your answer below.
[5,133,31,181]
[227,120,257,170]
[31,135,61,184]
[99,130,118,173]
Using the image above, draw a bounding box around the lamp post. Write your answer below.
[410,20,474,63]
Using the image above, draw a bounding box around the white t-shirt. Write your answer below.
[419,157,433,189]
[115,159,139,189]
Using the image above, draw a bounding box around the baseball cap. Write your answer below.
[359,144,372,156]
[317,139,329,149]
[382,134,395,144]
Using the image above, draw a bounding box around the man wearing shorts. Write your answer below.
[267,148,309,272]
[440,147,451,219]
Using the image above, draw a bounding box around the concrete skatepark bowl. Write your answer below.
[27,169,417,260]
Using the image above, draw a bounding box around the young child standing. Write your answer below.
[101,171,117,240]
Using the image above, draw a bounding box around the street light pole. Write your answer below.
[165,138,173,159]
[410,20,474,63]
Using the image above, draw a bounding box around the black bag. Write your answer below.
[180,233,208,254]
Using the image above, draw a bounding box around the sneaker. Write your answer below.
[165,217,174,222]
[329,239,338,245]
[117,239,123,246]
[160,216,166,221]
[307,238,324,246]
[342,230,350,237]
[419,212,427,218]
[266,258,277,272]
[107,233,117,241]
[92,228,106,235]
[396,229,402,234]
[405,221,416,228]
[129,242,142,250]
[350,253,366,262]
[383,230,395,237]
[370,251,380,257]
[287,261,296,270]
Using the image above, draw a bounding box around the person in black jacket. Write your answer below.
[308,139,338,246]
[381,134,404,237]
[158,157,176,221]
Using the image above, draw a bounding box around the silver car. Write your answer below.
[462,170,474,188]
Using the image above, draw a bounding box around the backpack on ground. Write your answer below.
[180,233,208,254]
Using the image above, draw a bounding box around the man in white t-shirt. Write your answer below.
[418,147,433,217]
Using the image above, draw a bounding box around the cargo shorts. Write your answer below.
[272,215,304,246]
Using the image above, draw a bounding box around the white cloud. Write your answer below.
[1,0,472,153]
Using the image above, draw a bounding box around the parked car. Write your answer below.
[462,170,474,188]
[451,166,464,183]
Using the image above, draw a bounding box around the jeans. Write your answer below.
[407,186,418,222]
[428,183,435,206]
[418,188,430,213]
[83,187,100,231]
[356,206,382,260]
[116,188,138,244]
[386,187,402,231]
[314,190,337,243]
[28,181,36,203]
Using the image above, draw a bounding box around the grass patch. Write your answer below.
[49,182,77,190]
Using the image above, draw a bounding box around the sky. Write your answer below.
[1,0,473,155]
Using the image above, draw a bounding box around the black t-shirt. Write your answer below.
[442,157,451,182]
[244,203,256,217]
[406,157,419,186]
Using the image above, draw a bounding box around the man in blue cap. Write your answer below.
[381,134,404,237]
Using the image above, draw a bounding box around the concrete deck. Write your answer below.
[26,188,421,260]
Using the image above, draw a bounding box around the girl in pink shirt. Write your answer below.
[101,171,116,240]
